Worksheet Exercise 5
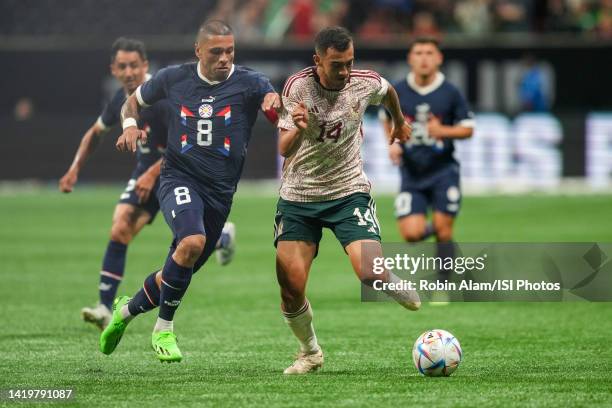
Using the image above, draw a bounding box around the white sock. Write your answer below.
[120,305,134,323]
[97,303,112,314]
[283,300,320,354]
[153,317,174,333]
[384,272,421,311]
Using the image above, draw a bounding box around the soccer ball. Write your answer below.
[412,329,462,377]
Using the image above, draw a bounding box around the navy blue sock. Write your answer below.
[127,271,161,316]
[422,223,435,240]
[158,256,193,321]
[437,240,455,280]
[99,240,127,309]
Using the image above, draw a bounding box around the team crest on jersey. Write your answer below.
[199,104,213,118]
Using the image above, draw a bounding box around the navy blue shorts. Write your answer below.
[396,166,461,218]
[158,174,230,273]
[118,163,161,223]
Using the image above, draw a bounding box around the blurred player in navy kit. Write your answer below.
[60,38,236,331]
[59,38,168,329]
[99,20,280,362]
[381,37,474,303]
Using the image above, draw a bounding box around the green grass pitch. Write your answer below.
[1,187,611,407]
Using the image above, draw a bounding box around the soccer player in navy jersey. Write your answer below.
[381,37,474,303]
[99,20,280,362]
[60,38,236,331]
[59,38,169,329]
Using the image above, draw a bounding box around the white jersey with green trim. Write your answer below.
[278,67,388,202]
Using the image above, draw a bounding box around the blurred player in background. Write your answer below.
[59,37,236,331]
[381,37,474,303]
[100,20,280,362]
[275,26,420,375]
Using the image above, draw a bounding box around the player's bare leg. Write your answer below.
[431,211,456,305]
[276,241,323,374]
[397,214,431,242]
[345,240,421,311]
[82,203,151,330]
[432,211,454,243]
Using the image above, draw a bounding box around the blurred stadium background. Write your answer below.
[2,0,612,192]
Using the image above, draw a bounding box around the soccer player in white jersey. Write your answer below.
[274,26,421,374]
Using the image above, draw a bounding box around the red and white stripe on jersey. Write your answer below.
[282,67,314,97]
[350,69,382,83]
[143,283,156,306]
[100,271,123,281]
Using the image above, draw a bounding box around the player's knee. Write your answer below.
[276,261,307,302]
[400,226,425,242]
[277,266,307,295]
[110,220,133,244]
[176,234,206,265]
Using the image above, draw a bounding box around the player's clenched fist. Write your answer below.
[116,126,147,153]
[291,102,309,130]
[59,170,78,193]
[261,92,281,124]
[389,121,411,145]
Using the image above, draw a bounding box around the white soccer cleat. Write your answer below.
[283,349,324,374]
[81,303,112,330]
[215,222,236,266]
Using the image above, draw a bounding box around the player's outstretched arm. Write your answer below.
[381,85,411,144]
[116,94,147,153]
[427,116,473,140]
[59,122,109,193]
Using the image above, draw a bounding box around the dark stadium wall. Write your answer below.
[0,45,610,181]
[0,114,277,182]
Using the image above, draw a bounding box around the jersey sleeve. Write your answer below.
[365,73,389,106]
[97,105,117,130]
[249,72,275,106]
[96,90,123,129]
[136,67,172,107]
[452,88,475,128]
[277,77,301,130]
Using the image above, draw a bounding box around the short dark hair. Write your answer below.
[408,37,441,52]
[314,26,353,55]
[111,37,147,63]
[198,19,233,39]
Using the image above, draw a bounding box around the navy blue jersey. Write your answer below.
[392,73,474,178]
[136,62,274,201]
[98,87,167,167]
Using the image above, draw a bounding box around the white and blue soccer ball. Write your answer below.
[412,329,462,377]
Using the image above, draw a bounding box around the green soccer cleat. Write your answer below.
[152,331,183,363]
[99,296,131,355]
